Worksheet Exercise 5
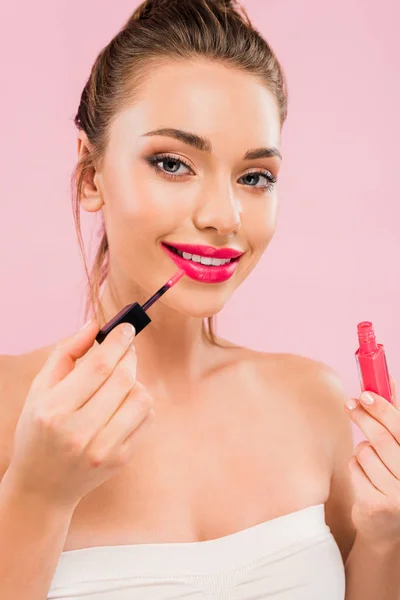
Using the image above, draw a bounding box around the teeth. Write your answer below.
[178,249,232,266]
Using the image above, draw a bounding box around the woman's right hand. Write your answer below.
[3,320,155,510]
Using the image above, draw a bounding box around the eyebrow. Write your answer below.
[142,128,282,161]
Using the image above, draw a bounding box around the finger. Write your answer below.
[30,319,100,392]
[118,409,155,458]
[357,391,400,445]
[49,322,136,412]
[73,347,138,438]
[354,441,398,496]
[346,398,400,479]
[85,387,153,463]
[349,454,385,503]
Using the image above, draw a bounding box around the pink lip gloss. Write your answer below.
[355,321,393,404]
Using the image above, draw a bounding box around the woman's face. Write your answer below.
[81,58,282,318]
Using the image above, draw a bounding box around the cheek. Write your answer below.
[104,192,187,262]
[116,163,190,229]
[102,159,194,264]
[107,203,161,255]
[244,194,278,251]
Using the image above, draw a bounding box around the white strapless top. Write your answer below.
[47,503,345,599]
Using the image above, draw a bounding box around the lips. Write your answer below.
[161,242,242,284]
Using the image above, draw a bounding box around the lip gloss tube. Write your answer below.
[355,321,393,404]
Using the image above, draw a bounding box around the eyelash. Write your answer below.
[146,152,277,193]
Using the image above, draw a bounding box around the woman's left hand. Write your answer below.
[344,375,400,551]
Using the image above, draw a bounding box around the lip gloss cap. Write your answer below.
[96,302,151,344]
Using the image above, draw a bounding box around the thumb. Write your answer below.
[31,318,100,392]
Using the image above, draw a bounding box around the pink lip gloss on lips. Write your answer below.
[95,269,185,344]
[161,242,243,284]
[355,321,393,404]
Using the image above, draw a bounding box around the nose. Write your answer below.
[193,184,242,236]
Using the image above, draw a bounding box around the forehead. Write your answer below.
[111,59,281,152]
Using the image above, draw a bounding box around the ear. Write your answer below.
[77,131,104,212]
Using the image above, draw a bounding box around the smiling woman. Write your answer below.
[77,48,284,321]
[0,0,361,599]
[71,0,286,342]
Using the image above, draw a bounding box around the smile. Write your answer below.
[166,245,234,266]
[161,243,242,284]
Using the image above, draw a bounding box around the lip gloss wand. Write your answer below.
[95,269,186,345]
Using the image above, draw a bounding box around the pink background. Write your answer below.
[1,1,399,446]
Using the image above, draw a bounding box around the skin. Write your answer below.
[77,58,281,394]
[0,58,356,565]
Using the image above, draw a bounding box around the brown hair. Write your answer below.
[71,0,288,344]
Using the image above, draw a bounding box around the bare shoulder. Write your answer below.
[0,345,55,481]
[250,348,357,565]
[252,348,344,388]
[248,348,350,415]
[229,344,347,399]
[219,343,350,447]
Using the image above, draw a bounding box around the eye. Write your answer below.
[238,171,277,193]
[146,153,193,179]
[146,153,277,192]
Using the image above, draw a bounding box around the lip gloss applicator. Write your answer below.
[95,269,186,344]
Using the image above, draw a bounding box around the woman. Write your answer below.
[1,0,400,598]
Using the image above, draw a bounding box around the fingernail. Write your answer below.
[122,323,136,339]
[345,398,358,410]
[80,318,92,330]
[360,392,374,405]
